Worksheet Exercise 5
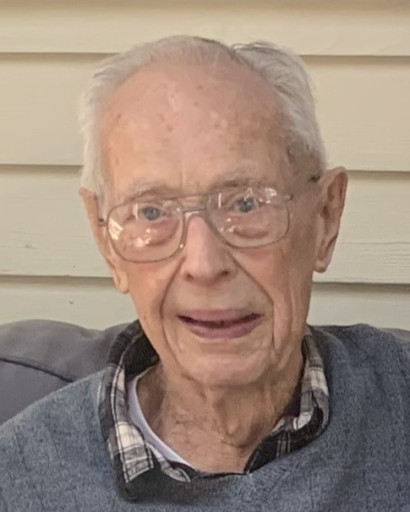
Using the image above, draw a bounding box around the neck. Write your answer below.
[138,350,303,473]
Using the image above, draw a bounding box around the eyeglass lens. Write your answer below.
[107,186,289,262]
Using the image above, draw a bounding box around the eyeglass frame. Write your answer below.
[97,175,320,263]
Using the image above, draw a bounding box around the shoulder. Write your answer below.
[313,323,410,354]
[0,319,126,424]
[0,370,103,445]
[0,372,105,507]
[311,323,410,384]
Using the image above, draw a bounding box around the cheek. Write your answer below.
[238,242,304,296]
[122,261,175,335]
[235,236,315,330]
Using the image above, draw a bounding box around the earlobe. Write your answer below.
[79,188,129,294]
[314,167,348,273]
[110,266,129,294]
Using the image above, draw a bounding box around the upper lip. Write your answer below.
[177,309,260,322]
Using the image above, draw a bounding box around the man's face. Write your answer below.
[94,58,340,389]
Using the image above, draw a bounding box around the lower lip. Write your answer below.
[179,315,262,340]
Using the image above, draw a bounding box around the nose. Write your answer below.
[179,214,237,284]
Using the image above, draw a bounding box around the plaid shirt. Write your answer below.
[98,321,329,497]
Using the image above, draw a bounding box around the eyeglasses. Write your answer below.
[98,181,316,263]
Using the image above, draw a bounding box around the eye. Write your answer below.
[135,204,164,221]
[234,195,259,213]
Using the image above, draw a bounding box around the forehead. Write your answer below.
[99,58,286,201]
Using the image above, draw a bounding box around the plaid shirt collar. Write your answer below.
[98,321,329,498]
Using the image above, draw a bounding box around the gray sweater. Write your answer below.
[0,324,409,511]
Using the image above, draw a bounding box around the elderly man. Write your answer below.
[0,36,409,511]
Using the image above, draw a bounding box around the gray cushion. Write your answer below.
[381,328,410,344]
[0,320,409,426]
[0,319,125,425]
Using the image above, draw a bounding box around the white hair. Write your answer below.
[79,35,326,197]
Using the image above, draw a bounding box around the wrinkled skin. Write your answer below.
[82,56,347,472]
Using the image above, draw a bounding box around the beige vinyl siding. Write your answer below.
[2,168,410,283]
[1,0,409,329]
[2,1,409,57]
[1,277,410,330]
[1,56,409,171]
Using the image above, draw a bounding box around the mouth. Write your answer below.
[177,310,262,340]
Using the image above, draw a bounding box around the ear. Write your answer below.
[314,167,348,273]
[79,188,129,293]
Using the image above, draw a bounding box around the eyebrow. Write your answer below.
[208,174,257,191]
[207,166,275,190]
[121,166,273,201]
[121,182,177,201]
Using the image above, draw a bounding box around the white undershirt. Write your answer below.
[127,370,189,465]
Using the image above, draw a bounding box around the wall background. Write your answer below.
[0,0,409,329]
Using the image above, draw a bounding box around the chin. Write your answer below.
[183,354,269,389]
